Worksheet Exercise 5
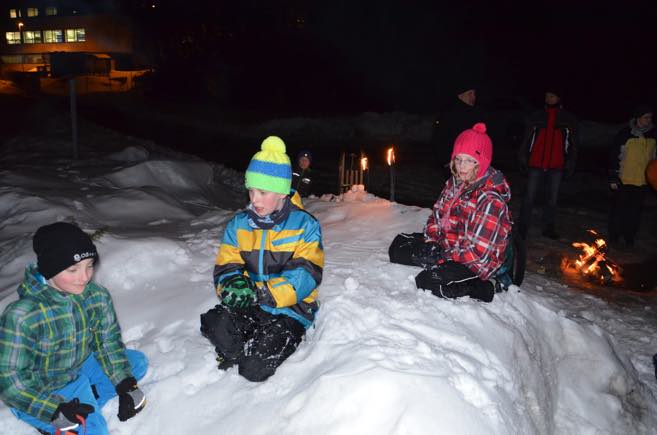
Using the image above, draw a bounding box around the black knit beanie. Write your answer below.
[33,222,98,280]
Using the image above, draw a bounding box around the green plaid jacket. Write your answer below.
[0,265,132,422]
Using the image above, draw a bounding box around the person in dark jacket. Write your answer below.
[608,105,656,247]
[200,136,323,382]
[432,86,486,187]
[292,149,313,197]
[390,123,512,303]
[0,222,147,435]
[517,89,578,240]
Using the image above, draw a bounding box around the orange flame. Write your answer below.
[387,147,395,166]
[569,230,621,284]
[361,156,368,171]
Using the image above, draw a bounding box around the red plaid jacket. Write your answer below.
[424,168,512,280]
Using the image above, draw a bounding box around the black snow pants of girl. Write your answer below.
[200,304,305,382]
[388,232,495,302]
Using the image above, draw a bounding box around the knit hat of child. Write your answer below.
[297,149,313,165]
[451,122,493,179]
[245,136,292,194]
[33,222,98,280]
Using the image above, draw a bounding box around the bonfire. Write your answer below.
[561,230,622,285]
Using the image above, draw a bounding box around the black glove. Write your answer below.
[411,240,442,268]
[220,274,257,309]
[51,398,95,431]
[116,377,146,422]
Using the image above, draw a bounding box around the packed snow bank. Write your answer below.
[1,145,656,435]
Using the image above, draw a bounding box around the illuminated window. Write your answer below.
[9,9,19,18]
[43,29,63,43]
[24,54,44,64]
[65,28,85,42]
[27,8,38,17]
[5,31,21,44]
[1,55,22,63]
[23,30,42,44]
[45,6,57,16]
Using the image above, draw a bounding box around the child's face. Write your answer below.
[49,258,95,295]
[249,189,287,217]
[452,153,479,183]
[298,156,311,170]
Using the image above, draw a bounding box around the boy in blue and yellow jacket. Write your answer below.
[200,136,324,382]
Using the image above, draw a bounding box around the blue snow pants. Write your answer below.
[11,349,148,435]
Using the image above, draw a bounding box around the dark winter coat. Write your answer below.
[424,167,512,280]
[292,167,313,197]
[519,107,578,172]
[608,121,656,187]
[0,265,133,423]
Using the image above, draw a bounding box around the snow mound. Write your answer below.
[1,121,656,435]
[107,145,150,162]
[98,160,213,191]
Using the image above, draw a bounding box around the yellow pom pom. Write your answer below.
[261,136,286,153]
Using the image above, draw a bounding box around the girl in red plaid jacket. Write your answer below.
[421,123,512,302]
[389,123,512,301]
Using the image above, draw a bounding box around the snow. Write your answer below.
[1,121,657,435]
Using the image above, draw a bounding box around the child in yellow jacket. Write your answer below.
[201,136,324,382]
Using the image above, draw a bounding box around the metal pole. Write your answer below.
[390,163,395,202]
[338,152,345,194]
[69,77,78,159]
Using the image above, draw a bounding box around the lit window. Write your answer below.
[23,30,42,44]
[5,31,21,44]
[65,28,85,42]
[45,6,57,16]
[24,54,43,64]
[9,9,18,18]
[43,29,63,43]
[1,55,23,64]
[27,7,38,17]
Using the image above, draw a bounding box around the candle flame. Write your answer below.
[360,156,368,171]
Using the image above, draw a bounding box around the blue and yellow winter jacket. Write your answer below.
[0,265,133,422]
[213,197,323,328]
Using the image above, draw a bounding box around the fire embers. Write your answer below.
[561,230,622,285]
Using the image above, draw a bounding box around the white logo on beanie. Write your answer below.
[73,252,95,262]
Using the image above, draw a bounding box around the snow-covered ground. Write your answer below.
[1,116,657,435]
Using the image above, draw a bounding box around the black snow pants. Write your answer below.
[389,232,495,302]
[200,304,306,382]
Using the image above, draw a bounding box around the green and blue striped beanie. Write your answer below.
[245,136,292,194]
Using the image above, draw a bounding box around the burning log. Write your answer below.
[563,229,622,285]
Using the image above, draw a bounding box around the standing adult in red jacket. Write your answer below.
[517,89,578,240]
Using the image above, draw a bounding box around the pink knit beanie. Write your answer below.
[451,122,493,179]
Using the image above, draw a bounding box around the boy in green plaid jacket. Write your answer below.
[0,222,148,435]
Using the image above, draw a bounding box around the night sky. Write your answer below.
[128,0,656,122]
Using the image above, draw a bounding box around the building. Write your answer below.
[1,1,146,92]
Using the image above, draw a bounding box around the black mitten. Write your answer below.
[51,398,95,431]
[116,377,146,422]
